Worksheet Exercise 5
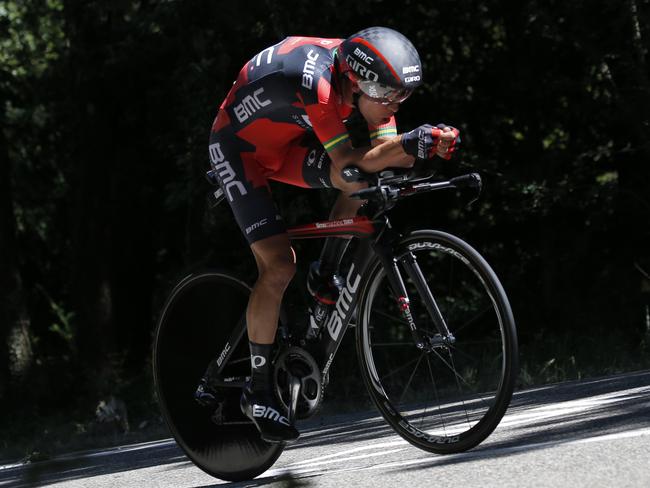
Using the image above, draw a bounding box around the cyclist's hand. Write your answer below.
[401,123,461,160]
[434,123,461,160]
[400,124,436,159]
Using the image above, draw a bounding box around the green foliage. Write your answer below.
[37,285,76,350]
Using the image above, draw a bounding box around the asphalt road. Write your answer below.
[2,370,649,488]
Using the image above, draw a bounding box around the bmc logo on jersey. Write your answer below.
[302,50,320,90]
[233,87,272,123]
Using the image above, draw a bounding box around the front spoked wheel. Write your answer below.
[357,230,518,454]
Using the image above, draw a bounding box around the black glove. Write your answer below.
[401,123,461,160]
[401,124,438,159]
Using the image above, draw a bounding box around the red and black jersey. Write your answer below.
[211,36,397,173]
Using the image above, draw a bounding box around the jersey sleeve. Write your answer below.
[299,55,351,152]
[368,116,398,141]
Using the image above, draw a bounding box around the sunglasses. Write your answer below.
[336,48,413,105]
[356,80,414,105]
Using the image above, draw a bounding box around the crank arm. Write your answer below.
[288,375,301,424]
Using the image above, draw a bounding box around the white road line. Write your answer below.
[264,427,650,481]
[288,441,407,466]
[283,386,650,472]
[361,426,650,472]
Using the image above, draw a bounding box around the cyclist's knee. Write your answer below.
[251,234,296,289]
[258,258,296,289]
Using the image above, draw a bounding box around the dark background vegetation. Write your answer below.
[1,0,649,461]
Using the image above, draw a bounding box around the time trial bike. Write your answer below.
[153,165,519,481]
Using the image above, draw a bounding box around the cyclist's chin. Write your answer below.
[371,116,390,126]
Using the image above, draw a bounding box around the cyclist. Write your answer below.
[198,26,460,443]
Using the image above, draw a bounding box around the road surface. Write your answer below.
[1,370,649,487]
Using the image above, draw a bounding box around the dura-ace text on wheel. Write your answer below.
[357,230,518,454]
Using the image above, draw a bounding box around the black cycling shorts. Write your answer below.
[208,127,333,245]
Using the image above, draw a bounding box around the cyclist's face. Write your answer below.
[358,93,400,126]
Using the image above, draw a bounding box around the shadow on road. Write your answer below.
[0,442,186,488]
[1,371,648,487]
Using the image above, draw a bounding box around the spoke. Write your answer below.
[378,355,422,383]
[422,353,448,435]
[226,357,250,365]
[397,353,425,406]
[374,308,410,328]
[429,348,495,412]
[451,305,494,336]
[448,348,473,427]
[446,343,497,365]
[450,339,502,347]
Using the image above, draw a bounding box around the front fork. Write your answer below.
[373,239,455,350]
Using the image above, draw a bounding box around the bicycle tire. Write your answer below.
[153,271,284,481]
[356,230,518,454]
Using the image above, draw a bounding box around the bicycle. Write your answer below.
[153,164,519,481]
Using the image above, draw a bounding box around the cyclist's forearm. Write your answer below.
[330,135,414,173]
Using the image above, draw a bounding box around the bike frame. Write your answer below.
[210,214,451,386]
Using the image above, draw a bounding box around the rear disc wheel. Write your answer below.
[153,271,284,481]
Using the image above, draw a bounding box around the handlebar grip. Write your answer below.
[450,173,482,189]
[349,187,381,200]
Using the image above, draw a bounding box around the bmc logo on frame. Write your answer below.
[216,342,231,367]
[326,264,361,341]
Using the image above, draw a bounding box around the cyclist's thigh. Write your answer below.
[208,130,286,245]
[270,133,333,189]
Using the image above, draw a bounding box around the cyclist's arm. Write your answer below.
[328,136,414,173]
[302,68,414,173]
[366,117,415,167]
[306,103,414,173]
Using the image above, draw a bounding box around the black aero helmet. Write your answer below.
[338,26,422,104]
